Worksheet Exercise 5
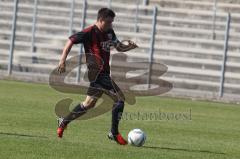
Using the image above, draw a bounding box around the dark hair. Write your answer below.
[97,8,115,20]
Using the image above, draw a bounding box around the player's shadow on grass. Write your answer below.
[0,132,48,139]
[142,146,226,155]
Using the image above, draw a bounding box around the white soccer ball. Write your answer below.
[128,129,146,147]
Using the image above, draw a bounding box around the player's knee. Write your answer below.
[118,100,124,106]
[82,98,97,109]
[82,101,96,109]
[114,100,124,110]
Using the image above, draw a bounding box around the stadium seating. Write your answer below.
[0,0,240,102]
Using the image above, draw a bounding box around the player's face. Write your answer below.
[100,17,114,32]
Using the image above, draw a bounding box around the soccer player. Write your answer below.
[57,8,138,145]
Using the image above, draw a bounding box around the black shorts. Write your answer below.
[87,74,125,101]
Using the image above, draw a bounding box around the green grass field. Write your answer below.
[0,80,240,159]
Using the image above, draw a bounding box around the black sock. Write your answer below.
[62,103,87,126]
[111,101,124,135]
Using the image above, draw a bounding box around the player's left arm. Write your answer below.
[111,29,138,52]
[115,40,138,52]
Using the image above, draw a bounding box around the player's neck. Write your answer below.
[95,23,104,33]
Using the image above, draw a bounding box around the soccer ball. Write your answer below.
[128,129,146,147]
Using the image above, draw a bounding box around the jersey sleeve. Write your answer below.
[69,31,90,44]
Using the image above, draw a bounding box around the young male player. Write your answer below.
[57,8,138,145]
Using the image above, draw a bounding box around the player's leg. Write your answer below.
[57,96,99,138]
[111,100,124,134]
[107,99,127,145]
[103,78,127,145]
[61,96,97,124]
[57,76,104,138]
[109,79,126,134]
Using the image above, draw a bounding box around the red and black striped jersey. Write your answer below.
[69,25,119,75]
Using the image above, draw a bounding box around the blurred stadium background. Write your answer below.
[1,0,240,103]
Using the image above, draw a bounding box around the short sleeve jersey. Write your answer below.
[69,25,119,75]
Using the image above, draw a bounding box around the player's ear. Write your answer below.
[98,17,104,23]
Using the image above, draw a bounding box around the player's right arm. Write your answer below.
[58,31,90,74]
[58,39,73,74]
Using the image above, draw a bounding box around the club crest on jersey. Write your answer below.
[101,40,112,52]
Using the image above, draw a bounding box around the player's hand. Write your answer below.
[116,40,138,52]
[127,40,138,49]
[57,61,66,74]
